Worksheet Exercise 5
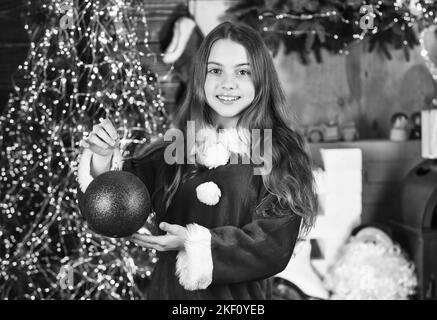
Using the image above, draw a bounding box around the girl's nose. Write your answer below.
[221,73,237,90]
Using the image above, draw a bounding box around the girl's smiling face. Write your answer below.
[204,39,255,128]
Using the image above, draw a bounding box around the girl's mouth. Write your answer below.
[216,95,241,103]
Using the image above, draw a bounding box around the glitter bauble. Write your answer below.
[80,171,151,238]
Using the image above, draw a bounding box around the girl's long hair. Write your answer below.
[159,21,317,236]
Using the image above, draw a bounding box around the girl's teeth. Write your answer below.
[217,96,240,101]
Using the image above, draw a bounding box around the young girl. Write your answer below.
[79,21,317,299]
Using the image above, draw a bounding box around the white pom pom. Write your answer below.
[196,126,219,144]
[218,127,250,156]
[194,125,251,169]
[196,181,221,206]
[197,143,229,169]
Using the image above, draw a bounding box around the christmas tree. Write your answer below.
[0,0,170,299]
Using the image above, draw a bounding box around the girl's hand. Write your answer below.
[80,118,119,157]
[127,222,188,251]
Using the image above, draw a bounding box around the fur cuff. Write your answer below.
[77,148,123,193]
[77,148,93,193]
[176,223,213,291]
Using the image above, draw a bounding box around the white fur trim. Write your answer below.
[176,223,213,291]
[194,126,251,169]
[196,142,230,169]
[218,127,251,157]
[77,147,124,193]
[77,148,93,193]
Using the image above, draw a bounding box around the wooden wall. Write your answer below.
[309,139,422,225]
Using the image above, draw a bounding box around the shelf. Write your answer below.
[309,139,422,165]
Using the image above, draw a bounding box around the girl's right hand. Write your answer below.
[80,118,119,158]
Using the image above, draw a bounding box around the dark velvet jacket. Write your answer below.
[121,144,302,300]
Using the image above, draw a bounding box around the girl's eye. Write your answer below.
[208,68,221,75]
[238,69,251,76]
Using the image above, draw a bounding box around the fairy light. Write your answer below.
[0,0,169,299]
[251,0,437,57]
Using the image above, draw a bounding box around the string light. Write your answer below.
[250,0,437,56]
[0,0,170,299]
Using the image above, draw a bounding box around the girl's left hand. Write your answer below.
[127,222,188,251]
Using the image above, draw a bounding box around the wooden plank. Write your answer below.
[139,16,169,44]
[135,1,189,44]
[362,182,401,205]
[136,16,185,45]
[401,139,422,159]
[362,203,397,225]
[138,42,163,57]
[0,20,28,43]
[160,82,182,103]
[138,42,177,76]
[142,0,188,10]
[163,101,178,118]
[158,72,183,83]
[0,0,27,43]
[0,46,29,86]
[326,140,400,162]
[309,140,421,163]
[0,43,29,48]
[365,159,421,183]
[124,0,188,16]
[0,89,12,114]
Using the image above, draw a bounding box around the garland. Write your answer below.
[225,0,437,64]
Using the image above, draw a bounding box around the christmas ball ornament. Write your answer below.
[80,170,151,238]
